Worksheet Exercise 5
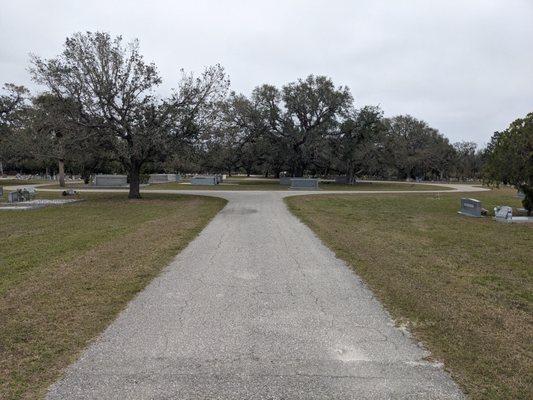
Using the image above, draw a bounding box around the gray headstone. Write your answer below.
[191,176,218,185]
[169,174,181,182]
[279,176,292,185]
[334,176,348,184]
[94,174,128,187]
[149,174,171,184]
[458,198,482,217]
[8,191,21,203]
[290,178,319,190]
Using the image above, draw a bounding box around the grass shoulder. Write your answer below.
[0,192,226,399]
[285,188,532,399]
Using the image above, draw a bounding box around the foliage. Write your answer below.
[0,84,29,173]
[30,32,228,197]
[1,31,529,189]
[484,112,533,214]
[384,115,454,180]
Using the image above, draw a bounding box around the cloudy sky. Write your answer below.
[1,0,532,146]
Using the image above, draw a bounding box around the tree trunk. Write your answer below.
[128,162,142,199]
[0,161,3,176]
[58,159,65,187]
[347,171,357,185]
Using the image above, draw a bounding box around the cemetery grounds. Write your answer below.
[0,182,531,399]
[0,191,226,399]
[286,187,532,399]
[40,178,453,192]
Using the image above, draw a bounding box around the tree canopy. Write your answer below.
[30,32,228,197]
[1,31,529,203]
[484,112,533,213]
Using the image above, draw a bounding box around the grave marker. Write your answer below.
[8,191,21,203]
[494,206,513,221]
[191,176,218,185]
[94,174,128,187]
[334,176,348,184]
[290,178,319,190]
[279,176,292,185]
[458,198,482,217]
[148,173,180,184]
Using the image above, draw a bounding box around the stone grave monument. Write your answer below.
[191,176,218,185]
[279,176,292,185]
[458,198,482,217]
[94,174,128,187]
[290,178,319,190]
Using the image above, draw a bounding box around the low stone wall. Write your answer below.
[290,178,319,190]
[149,174,181,184]
[94,175,128,187]
[279,177,292,185]
[191,176,218,185]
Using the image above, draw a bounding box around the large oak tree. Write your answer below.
[31,32,228,198]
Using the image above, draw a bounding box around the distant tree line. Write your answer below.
[0,32,530,204]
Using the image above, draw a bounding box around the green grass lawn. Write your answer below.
[286,188,532,399]
[0,192,226,399]
[143,179,452,191]
[39,178,452,192]
[0,179,50,186]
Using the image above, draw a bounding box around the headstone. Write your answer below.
[279,176,292,185]
[94,174,127,187]
[168,174,181,182]
[494,206,513,221]
[0,186,3,197]
[191,176,218,185]
[516,190,525,200]
[149,174,171,184]
[8,191,21,203]
[334,176,348,184]
[458,198,482,217]
[19,187,36,201]
[290,178,319,190]
[62,188,76,196]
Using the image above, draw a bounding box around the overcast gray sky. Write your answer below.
[1,0,532,146]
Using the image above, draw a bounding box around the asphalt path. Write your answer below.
[41,183,482,399]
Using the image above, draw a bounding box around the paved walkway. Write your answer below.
[45,185,480,399]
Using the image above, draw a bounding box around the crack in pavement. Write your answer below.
[46,190,468,399]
